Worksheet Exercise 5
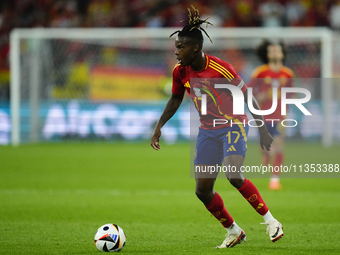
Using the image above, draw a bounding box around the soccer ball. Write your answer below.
[94,223,126,252]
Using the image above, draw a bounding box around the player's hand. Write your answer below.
[151,128,161,150]
[259,131,273,151]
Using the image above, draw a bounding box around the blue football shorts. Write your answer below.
[194,124,249,165]
[265,122,285,137]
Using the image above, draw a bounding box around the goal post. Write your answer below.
[9,27,334,146]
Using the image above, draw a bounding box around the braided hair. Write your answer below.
[170,5,214,47]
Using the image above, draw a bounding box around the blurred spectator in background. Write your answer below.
[234,0,258,27]
[329,0,340,30]
[209,0,233,27]
[87,0,112,27]
[258,0,285,27]
[49,0,78,27]
[286,0,306,26]
[303,0,329,27]
[163,2,188,27]
[200,6,223,27]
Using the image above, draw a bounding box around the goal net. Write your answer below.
[7,27,337,146]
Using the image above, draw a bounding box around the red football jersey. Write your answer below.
[172,54,248,130]
[248,64,294,121]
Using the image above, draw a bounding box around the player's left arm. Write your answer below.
[244,89,273,151]
[226,63,273,150]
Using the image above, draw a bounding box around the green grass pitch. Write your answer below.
[0,141,340,254]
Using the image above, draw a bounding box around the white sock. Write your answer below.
[263,210,276,223]
[226,221,242,234]
[270,174,280,182]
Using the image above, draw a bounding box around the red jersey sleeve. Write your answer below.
[239,79,248,94]
[172,65,185,95]
[230,76,248,94]
[230,69,248,94]
[219,59,248,94]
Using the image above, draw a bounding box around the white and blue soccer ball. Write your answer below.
[94,223,126,252]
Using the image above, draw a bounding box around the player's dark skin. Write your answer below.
[151,36,273,205]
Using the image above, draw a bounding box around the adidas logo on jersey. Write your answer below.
[227,145,236,152]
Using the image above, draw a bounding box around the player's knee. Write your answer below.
[228,178,244,189]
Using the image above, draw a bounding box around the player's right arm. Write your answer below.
[150,91,185,150]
